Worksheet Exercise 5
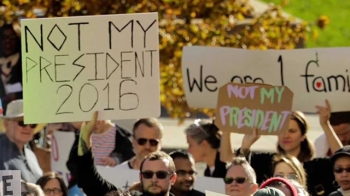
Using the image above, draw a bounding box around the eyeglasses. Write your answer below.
[176,170,197,176]
[141,171,171,179]
[17,121,37,129]
[274,174,299,182]
[43,188,63,194]
[334,167,350,173]
[223,177,247,184]
[135,138,159,146]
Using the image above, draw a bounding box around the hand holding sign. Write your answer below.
[215,82,293,135]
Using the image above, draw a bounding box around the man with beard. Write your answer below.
[169,150,204,196]
[116,118,163,170]
[77,112,174,196]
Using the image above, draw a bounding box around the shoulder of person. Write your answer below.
[190,189,205,196]
[329,190,343,196]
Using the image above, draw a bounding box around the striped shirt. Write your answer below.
[91,127,116,165]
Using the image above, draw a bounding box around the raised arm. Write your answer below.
[76,112,118,196]
[316,99,343,154]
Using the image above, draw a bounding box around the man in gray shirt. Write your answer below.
[0,99,43,183]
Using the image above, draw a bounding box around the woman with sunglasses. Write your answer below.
[224,157,258,196]
[329,146,350,196]
[220,100,342,196]
[185,119,227,178]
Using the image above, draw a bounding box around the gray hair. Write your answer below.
[227,157,257,184]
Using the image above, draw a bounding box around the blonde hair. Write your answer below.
[273,154,307,187]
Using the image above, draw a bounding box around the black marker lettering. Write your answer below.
[312,77,327,92]
[135,51,144,78]
[68,22,89,51]
[47,24,67,51]
[186,65,203,92]
[72,54,86,81]
[56,84,73,115]
[40,56,53,83]
[87,52,104,81]
[24,25,43,53]
[109,20,134,49]
[2,175,13,195]
[145,50,157,77]
[120,51,133,79]
[231,76,243,83]
[327,75,346,92]
[204,75,217,92]
[25,57,38,83]
[79,83,98,112]
[103,83,114,110]
[278,55,285,85]
[300,52,318,92]
[119,79,139,111]
[105,53,120,80]
[136,19,157,48]
[54,55,69,82]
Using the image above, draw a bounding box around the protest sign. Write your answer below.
[215,82,293,135]
[182,46,350,112]
[0,170,21,196]
[21,13,160,124]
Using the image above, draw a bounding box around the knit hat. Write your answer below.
[253,187,286,196]
[260,177,298,196]
[331,145,350,165]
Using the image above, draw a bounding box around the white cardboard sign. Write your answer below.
[0,170,21,196]
[21,13,160,123]
[182,46,350,112]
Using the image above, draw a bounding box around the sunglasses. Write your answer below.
[135,138,159,146]
[17,121,37,129]
[223,177,247,184]
[334,167,350,173]
[141,171,171,179]
[274,174,299,182]
[176,170,197,176]
[43,188,63,194]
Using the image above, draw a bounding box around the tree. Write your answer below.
[0,0,323,121]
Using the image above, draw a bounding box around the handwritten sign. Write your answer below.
[215,83,293,135]
[182,46,350,112]
[21,13,160,124]
[0,170,21,196]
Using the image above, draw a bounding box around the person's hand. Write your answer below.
[78,111,98,156]
[242,127,260,151]
[316,99,331,127]
[101,157,117,167]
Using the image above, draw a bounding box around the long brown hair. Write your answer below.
[36,172,68,196]
[272,154,307,187]
[277,111,315,162]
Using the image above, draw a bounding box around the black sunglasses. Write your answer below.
[334,167,350,173]
[141,171,170,179]
[135,137,159,146]
[18,121,37,129]
[223,177,247,184]
[176,170,197,176]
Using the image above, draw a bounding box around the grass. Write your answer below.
[258,0,350,48]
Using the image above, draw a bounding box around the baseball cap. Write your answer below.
[253,187,286,196]
[331,145,350,165]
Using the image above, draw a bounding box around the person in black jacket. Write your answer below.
[169,150,205,196]
[76,111,177,196]
[329,146,350,196]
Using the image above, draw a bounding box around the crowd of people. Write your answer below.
[1,96,350,196]
[1,21,350,196]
